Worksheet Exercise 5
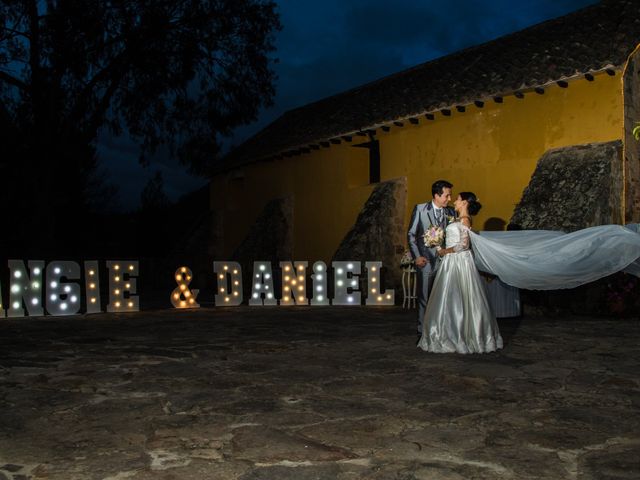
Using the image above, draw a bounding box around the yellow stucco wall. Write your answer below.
[381,71,623,230]
[211,142,375,261]
[212,70,623,261]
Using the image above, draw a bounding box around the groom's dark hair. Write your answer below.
[432,180,453,197]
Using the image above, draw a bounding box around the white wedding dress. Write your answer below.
[418,221,503,354]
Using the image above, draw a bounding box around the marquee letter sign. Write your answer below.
[310,261,329,306]
[0,258,396,318]
[46,261,81,316]
[213,261,243,306]
[249,261,277,306]
[332,261,361,305]
[365,261,395,305]
[84,261,102,314]
[106,261,139,312]
[171,266,200,309]
[279,261,308,306]
[7,260,44,318]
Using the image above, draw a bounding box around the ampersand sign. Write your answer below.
[171,266,200,308]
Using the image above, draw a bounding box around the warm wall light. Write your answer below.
[170,266,200,309]
[46,261,81,316]
[7,260,44,318]
[213,261,243,306]
[106,261,139,312]
[279,261,308,306]
[332,261,361,305]
[249,261,277,306]
[365,261,394,305]
[310,261,330,306]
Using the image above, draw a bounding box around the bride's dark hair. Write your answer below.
[460,191,482,216]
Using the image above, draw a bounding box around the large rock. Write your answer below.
[232,196,294,297]
[510,141,623,231]
[332,177,407,291]
[510,141,624,315]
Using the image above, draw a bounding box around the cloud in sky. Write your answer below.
[228,0,597,145]
[99,0,598,209]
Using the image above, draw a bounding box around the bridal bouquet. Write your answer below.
[423,226,445,248]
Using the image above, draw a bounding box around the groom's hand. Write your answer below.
[416,256,428,268]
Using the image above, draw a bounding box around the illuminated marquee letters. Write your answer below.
[213,261,243,306]
[0,258,395,317]
[209,260,395,307]
[7,260,44,318]
[106,261,139,313]
[1,259,139,318]
[171,266,200,309]
[249,261,277,306]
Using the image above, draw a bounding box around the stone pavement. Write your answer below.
[0,307,638,480]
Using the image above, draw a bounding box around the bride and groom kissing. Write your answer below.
[407,180,503,354]
[407,178,640,355]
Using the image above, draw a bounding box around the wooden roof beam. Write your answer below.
[474,100,484,108]
[409,117,419,125]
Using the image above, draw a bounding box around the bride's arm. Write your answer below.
[438,224,471,256]
[453,225,470,252]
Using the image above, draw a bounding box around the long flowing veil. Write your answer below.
[470,224,640,290]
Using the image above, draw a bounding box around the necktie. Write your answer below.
[435,208,443,224]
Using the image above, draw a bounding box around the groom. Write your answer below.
[407,179,455,337]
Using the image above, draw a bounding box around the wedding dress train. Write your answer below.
[472,224,640,289]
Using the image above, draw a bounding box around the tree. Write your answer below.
[140,171,169,212]
[0,0,281,254]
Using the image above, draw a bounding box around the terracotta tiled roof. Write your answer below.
[218,0,640,173]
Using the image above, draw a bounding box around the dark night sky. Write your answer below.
[99,0,598,211]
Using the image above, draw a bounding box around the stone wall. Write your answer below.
[624,49,640,223]
[332,177,407,291]
[510,140,623,231]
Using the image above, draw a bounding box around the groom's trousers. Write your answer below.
[416,265,437,334]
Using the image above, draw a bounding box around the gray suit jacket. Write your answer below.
[407,202,455,272]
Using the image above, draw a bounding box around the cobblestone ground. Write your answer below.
[0,307,638,480]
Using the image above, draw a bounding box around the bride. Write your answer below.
[418,192,503,354]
